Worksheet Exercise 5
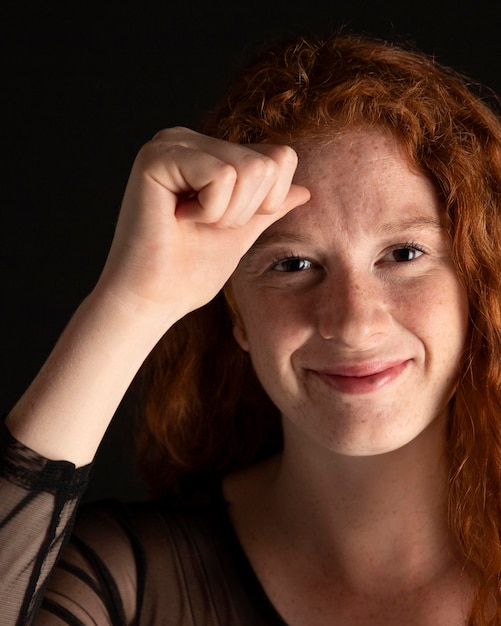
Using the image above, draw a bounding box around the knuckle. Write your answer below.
[134,141,157,167]
[284,144,299,166]
[148,127,198,155]
[215,162,238,185]
[269,144,299,168]
[215,217,244,231]
[151,126,193,141]
[257,201,279,215]
[135,141,180,168]
[241,154,278,181]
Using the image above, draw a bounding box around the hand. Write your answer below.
[6,128,311,464]
[96,127,310,325]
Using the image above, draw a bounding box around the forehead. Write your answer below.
[274,127,442,236]
[292,127,413,183]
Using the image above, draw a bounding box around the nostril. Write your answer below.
[317,287,391,347]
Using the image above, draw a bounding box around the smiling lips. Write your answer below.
[313,360,410,395]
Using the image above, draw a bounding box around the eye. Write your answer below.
[382,243,425,263]
[270,256,314,272]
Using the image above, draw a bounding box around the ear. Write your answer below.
[224,282,249,352]
[232,318,249,352]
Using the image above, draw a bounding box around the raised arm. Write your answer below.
[0,128,309,625]
[5,128,309,467]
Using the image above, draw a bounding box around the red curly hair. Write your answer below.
[137,34,501,624]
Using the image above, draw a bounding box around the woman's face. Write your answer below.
[230,128,469,457]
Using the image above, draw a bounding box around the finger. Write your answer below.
[212,152,281,228]
[184,136,290,226]
[143,128,307,228]
[137,143,238,222]
[215,146,311,229]
[173,150,279,225]
[247,144,302,215]
[227,182,311,260]
[284,182,311,211]
[141,131,281,225]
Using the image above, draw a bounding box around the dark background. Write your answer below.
[3,0,501,501]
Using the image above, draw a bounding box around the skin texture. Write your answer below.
[231,128,469,458]
[6,129,310,466]
[226,128,471,624]
[5,125,472,623]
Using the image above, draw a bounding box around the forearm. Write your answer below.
[5,129,307,468]
[5,286,174,467]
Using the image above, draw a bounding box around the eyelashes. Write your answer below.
[267,241,427,274]
[379,241,426,263]
[269,255,315,273]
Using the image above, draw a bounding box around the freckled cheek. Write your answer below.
[395,279,469,357]
[427,278,469,332]
[238,297,311,356]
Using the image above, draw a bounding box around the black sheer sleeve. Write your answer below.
[0,421,92,626]
[0,421,286,626]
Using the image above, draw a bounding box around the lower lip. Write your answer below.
[313,361,410,395]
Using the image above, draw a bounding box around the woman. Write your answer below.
[2,33,501,625]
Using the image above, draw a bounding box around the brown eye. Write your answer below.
[272,257,313,272]
[391,247,423,262]
[380,243,425,264]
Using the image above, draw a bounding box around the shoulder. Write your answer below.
[70,487,227,593]
[57,481,282,625]
[69,484,250,624]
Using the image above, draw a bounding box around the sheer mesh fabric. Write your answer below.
[0,422,91,625]
[0,423,285,625]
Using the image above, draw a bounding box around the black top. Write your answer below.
[0,422,286,625]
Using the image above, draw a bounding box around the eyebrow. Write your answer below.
[248,215,444,254]
[249,231,309,252]
[376,215,444,235]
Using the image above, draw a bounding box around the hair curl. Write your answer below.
[136,33,501,623]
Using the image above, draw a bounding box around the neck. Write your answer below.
[224,413,473,623]
[250,414,459,591]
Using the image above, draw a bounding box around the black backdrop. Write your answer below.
[3,0,501,501]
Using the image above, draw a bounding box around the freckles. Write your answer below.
[398,280,451,326]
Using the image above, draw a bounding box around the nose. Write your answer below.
[317,271,391,348]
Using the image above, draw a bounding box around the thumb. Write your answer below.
[240,182,310,251]
[285,183,311,212]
